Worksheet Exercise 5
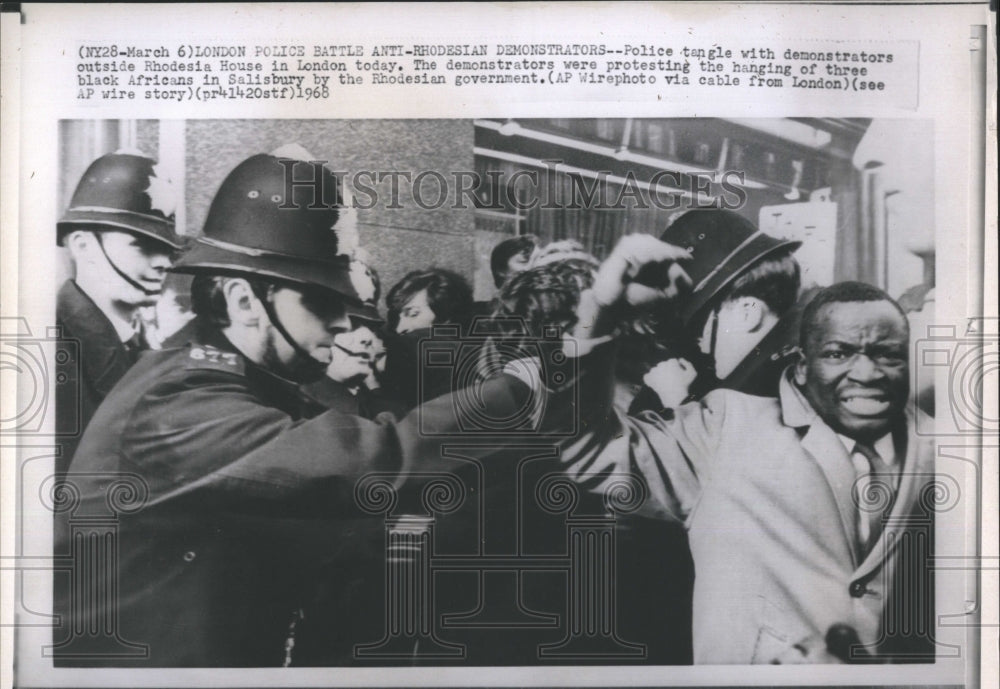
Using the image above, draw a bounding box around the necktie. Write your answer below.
[853,442,897,558]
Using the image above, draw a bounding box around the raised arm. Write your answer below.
[555,233,723,520]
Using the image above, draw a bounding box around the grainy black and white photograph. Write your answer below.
[1,3,994,688]
[46,117,943,667]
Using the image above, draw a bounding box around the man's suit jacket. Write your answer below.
[563,351,935,664]
[619,313,801,663]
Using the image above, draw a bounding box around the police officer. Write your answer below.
[631,209,803,412]
[56,149,539,667]
[620,209,803,663]
[56,150,185,473]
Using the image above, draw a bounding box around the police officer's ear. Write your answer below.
[221,278,267,326]
[64,230,98,261]
[728,296,768,333]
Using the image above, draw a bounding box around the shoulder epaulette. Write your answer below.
[184,344,245,374]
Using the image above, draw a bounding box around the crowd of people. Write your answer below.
[52,146,936,667]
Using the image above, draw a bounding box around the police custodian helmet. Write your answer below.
[660,209,801,325]
[58,150,184,250]
[171,146,381,323]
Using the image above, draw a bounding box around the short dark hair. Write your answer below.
[799,281,909,350]
[490,234,537,288]
[723,250,801,318]
[386,268,474,332]
[493,258,596,339]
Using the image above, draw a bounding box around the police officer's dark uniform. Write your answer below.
[620,210,802,663]
[300,376,389,417]
[55,152,185,474]
[54,153,536,667]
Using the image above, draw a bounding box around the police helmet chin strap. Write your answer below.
[679,305,721,405]
[707,305,720,363]
[251,282,323,365]
[93,233,162,296]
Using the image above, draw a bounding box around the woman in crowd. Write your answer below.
[381,268,475,412]
[386,268,475,335]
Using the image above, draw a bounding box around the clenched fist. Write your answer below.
[591,234,692,308]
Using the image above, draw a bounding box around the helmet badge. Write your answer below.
[147,163,177,217]
[349,259,377,303]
